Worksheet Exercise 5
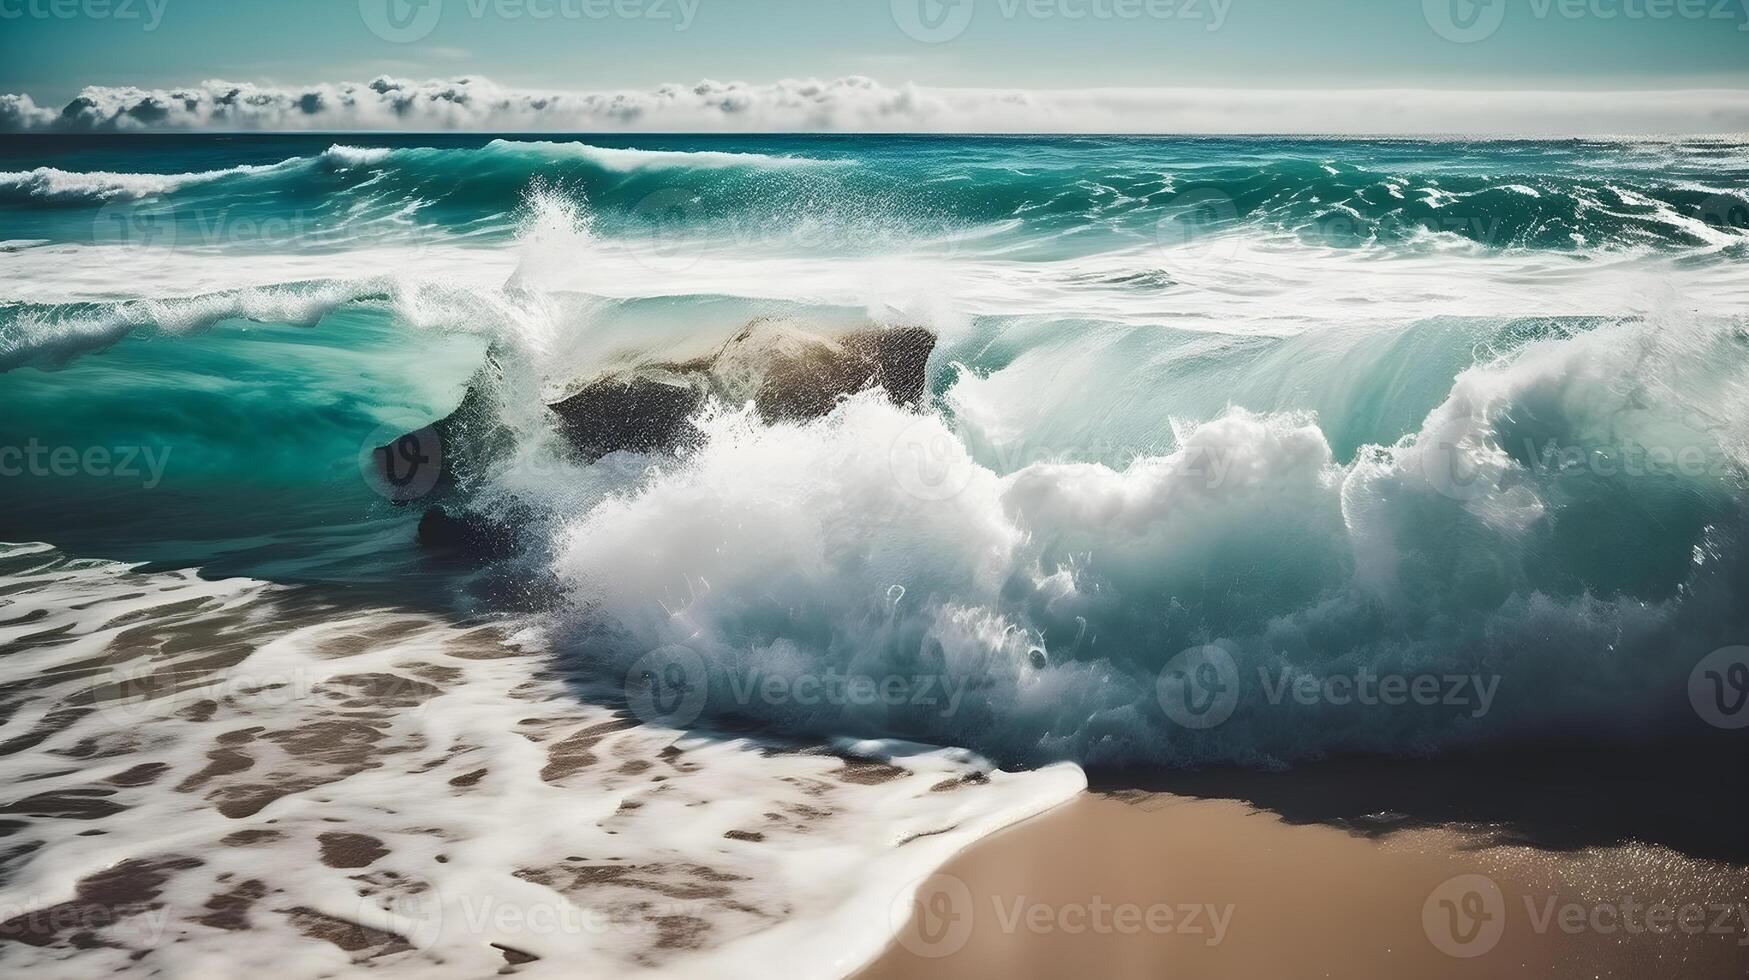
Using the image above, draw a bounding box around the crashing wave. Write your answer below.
[0,159,296,203]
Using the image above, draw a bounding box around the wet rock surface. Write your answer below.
[375,321,937,556]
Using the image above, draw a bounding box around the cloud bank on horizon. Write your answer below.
[3,76,1745,136]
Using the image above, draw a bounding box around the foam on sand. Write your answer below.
[0,543,1082,978]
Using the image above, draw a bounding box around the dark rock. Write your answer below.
[546,320,937,446]
[379,320,937,556]
[369,363,513,505]
[724,322,935,422]
[550,375,706,463]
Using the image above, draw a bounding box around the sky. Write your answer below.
[0,0,1745,131]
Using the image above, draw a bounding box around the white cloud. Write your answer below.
[2,76,1744,135]
[0,94,58,131]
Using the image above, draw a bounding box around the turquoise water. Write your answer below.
[2,134,1747,765]
[5,135,1746,252]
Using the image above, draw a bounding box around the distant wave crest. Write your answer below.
[0,160,294,203]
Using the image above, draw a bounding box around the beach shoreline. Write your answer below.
[859,748,1749,980]
[0,542,1087,979]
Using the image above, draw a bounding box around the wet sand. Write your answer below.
[860,756,1749,980]
[0,545,1089,979]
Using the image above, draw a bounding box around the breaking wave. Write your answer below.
[4,134,1749,769]
[3,137,1746,255]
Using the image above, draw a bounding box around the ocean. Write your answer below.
[1,133,1747,974]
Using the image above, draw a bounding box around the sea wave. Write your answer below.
[5,288,1746,769]
[4,139,1744,256]
[537,312,1749,767]
[4,140,1748,771]
[483,138,848,171]
[0,159,297,203]
[0,278,421,370]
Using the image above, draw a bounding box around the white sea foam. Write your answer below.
[0,276,506,370]
[0,543,1083,977]
[534,301,1749,766]
[0,160,295,202]
[321,144,395,168]
[8,229,1746,360]
[485,138,843,171]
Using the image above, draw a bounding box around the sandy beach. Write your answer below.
[862,752,1749,980]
